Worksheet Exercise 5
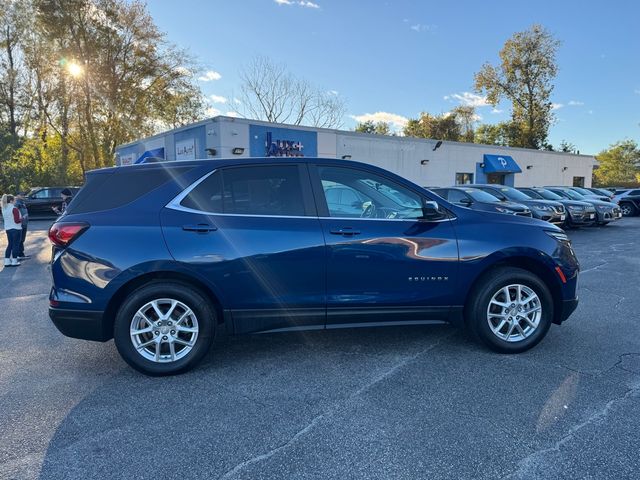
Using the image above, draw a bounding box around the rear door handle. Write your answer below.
[329,227,361,236]
[182,223,217,233]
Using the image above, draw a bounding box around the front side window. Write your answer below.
[319,166,425,219]
[32,189,51,199]
[181,165,306,216]
[455,173,474,185]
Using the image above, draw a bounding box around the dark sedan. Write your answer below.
[517,187,595,228]
[466,184,566,225]
[22,187,80,217]
[431,187,532,217]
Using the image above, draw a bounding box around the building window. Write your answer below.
[455,173,474,185]
[572,176,585,187]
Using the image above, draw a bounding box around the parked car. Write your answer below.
[431,187,532,217]
[613,188,640,216]
[586,187,616,201]
[48,158,579,375]
[565,186,612,202]
[517,187,596,228]
[465,184,566,225]
[23,186,81,216]
[545,187,622,225]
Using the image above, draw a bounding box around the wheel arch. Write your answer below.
[103,270,226,339]
[463,254,564,326]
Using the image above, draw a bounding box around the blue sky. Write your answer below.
[147,0,640,154]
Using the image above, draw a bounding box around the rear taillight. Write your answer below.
[48,222,89,247]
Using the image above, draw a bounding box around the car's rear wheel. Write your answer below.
[466,267,553,353]
[620,202,636,217]
[113,281,215,376]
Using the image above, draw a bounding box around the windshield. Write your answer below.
[496,187,531,201]
[533,188,563,200]
[465,189,500,202]
[572,186,595,196]
[561,189,584,200]
[520,189,543,199]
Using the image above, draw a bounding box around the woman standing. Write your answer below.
[1,194,22,267]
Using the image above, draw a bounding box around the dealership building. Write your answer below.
[115,116,597,188]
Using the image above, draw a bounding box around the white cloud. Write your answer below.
[444,92,490,107]
[567,100,584,106]
[198,70,222,82]
[225,111,241,118]
[410,23,435,32]
[205,107,221,117]
[174,66,192,76]
[209,94,228,104]
[233,97,242,104]
[274,0,320,8]
[491,107,503,114]
[551,103,563,110]
[328,90,339,95]
[350,111,408,130]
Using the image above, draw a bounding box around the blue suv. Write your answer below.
[48,158,580,375]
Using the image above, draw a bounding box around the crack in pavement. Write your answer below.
[580,262,608,274]
[501,382,640,480]
[218,332,454,479]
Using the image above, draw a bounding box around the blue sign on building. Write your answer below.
[249,124,318,158]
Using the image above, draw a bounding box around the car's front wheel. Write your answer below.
[466,267,553,353]
[113,281,216,376]
[619,202,636,217]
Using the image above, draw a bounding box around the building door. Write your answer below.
[487,173,506,185]
[573,177,585,187]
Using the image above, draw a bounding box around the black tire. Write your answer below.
[620,202,636,217]
[465,267,553,353]
[113,281,216,376]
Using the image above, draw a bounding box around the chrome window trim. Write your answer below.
[166,168,453,223]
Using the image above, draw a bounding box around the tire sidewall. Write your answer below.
[113,282,215,376]
[468,268,553,353]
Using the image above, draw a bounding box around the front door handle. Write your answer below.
[182,223,217,233]
[329,227,361,236]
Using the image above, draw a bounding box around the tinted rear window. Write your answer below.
[181,165,306,216]
[67,166,193,214]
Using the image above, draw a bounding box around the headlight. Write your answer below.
[495,207,515,214]
[546,230,570,242]
[532,205,551,211]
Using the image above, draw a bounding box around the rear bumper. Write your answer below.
[49,308,111,342]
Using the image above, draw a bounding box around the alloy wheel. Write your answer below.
[486,284,542,342]
[129,298,199,363]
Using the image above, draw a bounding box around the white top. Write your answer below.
[2,204,22,231]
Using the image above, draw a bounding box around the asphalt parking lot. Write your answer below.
[1,218,639,480]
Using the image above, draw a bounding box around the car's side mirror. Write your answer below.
[421,200,444,220]
[459,198,472,206]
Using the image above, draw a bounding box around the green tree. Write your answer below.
[474,24,560,149]
[474,122,513,146]
[355,120,392,135]
[593,140,640,186]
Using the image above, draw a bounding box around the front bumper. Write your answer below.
[568,210,596,225]
[558,298,579,323]
[49,307,111,342]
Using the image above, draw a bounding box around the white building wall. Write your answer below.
[335,133,595,188]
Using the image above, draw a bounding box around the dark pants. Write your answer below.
[5,229,21,259]
[18,224,27,257]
